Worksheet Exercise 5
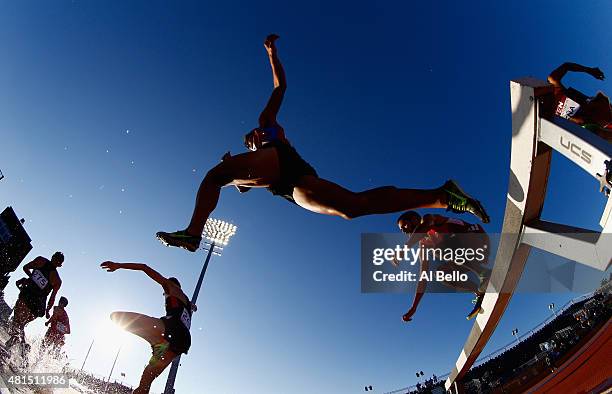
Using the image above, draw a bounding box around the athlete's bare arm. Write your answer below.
[44,311,55,326]
[265,34,285,91]
[258,34,287,132]
[404,258,430,321]
[393,231,425,267]
[46,273,62,318]
[548,62,605,88]
[100,261,168,285]
[22,256,46,276]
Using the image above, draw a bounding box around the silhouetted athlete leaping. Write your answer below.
[157,35,489,252]
[101,261,196,394]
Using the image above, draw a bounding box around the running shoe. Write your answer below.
[467,293,485,320]
[156,230,201,252]
[443,180,490,223]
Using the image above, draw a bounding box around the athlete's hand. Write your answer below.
[590,67,605,80]
[264,34,280,54]
[403,307,417,322]
[101,261,121,272]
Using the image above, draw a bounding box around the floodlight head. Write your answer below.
[202,218,237,246]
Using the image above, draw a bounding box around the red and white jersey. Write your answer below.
[49,307,70,336]
[420,218,484,248]
[555,95,581,119]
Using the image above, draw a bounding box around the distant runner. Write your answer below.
[100,261,196,394]
[548,62,612,142]
[156,34,489,252]
[6,252,64,351]
[42,296,70,356]
[395,211,491,321]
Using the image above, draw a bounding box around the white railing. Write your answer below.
[444,78,612,393]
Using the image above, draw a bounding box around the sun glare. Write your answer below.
[94,317,129,347]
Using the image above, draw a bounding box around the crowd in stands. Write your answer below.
[462,286,611,393]
[67,370,135,394]
[407,374,445,394]
[393,279,610,394]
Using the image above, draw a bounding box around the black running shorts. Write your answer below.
[262,141,318,204]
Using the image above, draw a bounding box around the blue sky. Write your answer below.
[0,1,610,393]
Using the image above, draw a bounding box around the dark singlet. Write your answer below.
[244,125,318,203]
[27,260,56,297]
[161,293,192,354]
[164,295,192,329]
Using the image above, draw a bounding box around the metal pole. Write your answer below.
[164,243,216,394]
[104,346,122,393]
[80,339,95,372]
[191,242,216,304]
[79,339,94,383]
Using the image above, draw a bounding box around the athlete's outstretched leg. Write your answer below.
[293,176,490,222]
[157,148,281,251]
[110,312,165,344]
[7,299,36,347]
[133,350,177,394]
[436,263,485,320]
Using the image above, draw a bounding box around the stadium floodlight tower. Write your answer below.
[163,218,237,394]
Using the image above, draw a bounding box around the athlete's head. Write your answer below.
[59,296,68,307]
[168,277,181,288]
[51,252,65,267]
[397,211,422,234]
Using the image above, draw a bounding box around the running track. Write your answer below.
[529,319,611,393]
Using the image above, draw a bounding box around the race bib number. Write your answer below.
[180,308,191,329]
[56,322,67,334]
[555,97,580,119]
[31,270,48,289]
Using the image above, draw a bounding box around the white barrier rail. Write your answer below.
[444,78,612,393]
